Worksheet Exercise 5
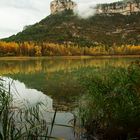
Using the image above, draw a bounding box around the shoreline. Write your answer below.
[0,55,139,60]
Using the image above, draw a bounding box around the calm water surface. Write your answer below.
[0,57,140,109]
[0,57,139,139]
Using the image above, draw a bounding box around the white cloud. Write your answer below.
[75,0,122,18]
[0,0,121,39]
[74,2,97,19]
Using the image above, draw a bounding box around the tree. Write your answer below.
[35,46,42,56]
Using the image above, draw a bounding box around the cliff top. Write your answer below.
[50,0,77,14]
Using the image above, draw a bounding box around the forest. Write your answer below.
[0,41,140,56]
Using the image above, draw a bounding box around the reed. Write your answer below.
[0,79,63,140]
[78,61,140,140]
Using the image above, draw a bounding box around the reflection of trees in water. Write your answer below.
[0,58,138,111]
[0,58,135,75]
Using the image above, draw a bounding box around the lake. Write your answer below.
[0,56,139,139]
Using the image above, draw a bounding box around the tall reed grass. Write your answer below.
[0,79,64,140]
[78,61,140,140]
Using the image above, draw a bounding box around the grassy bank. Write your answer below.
[78,61,140,140]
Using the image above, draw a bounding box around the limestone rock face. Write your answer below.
[96,0,140,15]
[50,0,77,14]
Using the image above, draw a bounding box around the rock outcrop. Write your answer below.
[96,0,140,15]
[50,0,77,14]
[50,0,140,15]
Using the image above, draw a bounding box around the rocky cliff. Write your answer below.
[96,0,140,15]
[50,0,77,14]
[50,0,140,15]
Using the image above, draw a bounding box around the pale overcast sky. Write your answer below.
[0,0,119,39]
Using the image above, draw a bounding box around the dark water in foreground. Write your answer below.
[0,57,139,139]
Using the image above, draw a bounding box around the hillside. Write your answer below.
[3,10,140,47]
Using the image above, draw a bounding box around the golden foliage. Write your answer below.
[0,41,140,56]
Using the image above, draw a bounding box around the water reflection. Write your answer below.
[1,77,76,139]
[1,77,53,111]
[0,57,139,111]
[0,57,139,139]
[0,57,138,75]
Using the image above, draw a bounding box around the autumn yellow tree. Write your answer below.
[35,46,42,56]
